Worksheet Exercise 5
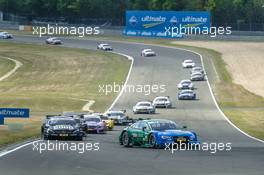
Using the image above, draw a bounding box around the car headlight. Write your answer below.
[161,135,172,139]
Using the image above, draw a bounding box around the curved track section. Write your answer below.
[0,36,263,175]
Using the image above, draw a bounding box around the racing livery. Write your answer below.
[141,49,156,57]
[182,59,195,68]
[152,96,172,108]
[96,114,114,130]
[191,72,205,81]
[97,43,113,51]
[41,116,85,140]
[83,115,107,134]
[45,37,62,45]
[177,79,194,90]
[105,110,131,125]
[133,101,155,114]
[119,119,199,148]
[0,31,13,39]
[178,89,196,100]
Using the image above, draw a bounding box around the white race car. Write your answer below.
[177,79,194,90]
[104,110,128,125]
[97,43,113,51]
[191,72,205,81]
[45,37,62,45]
[141,49,156,57]
[133,101,155,114]
[152,96,172,108]
[0,31,13,39]
[190,66,204,74]
[182,59,195,68]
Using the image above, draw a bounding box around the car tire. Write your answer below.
[122,132,131,147]
[148,134,157,148]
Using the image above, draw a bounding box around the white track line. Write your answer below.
[0,56,22,81]
[106,51,134,112]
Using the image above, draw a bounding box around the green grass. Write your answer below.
[0,41,130,147]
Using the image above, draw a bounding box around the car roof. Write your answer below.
[154,96,169,99]
[184,59,193,62]
[107,110,124,114]
[191,72,202,75]
[137,101,151,104]
[83,114,100,118]
[49,117,74,121]
[145,119,175,124]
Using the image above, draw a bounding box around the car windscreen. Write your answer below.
[182,81,191,84]
[156,98,167,101]
[149,121,177,131]
[85,118,100,122]
[49,119,76,126]
[138,103,150,106]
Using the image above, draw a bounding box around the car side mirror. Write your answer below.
[142,127,147,131]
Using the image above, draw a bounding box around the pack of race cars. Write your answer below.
[40,53,205,148]
[1,32,203,148]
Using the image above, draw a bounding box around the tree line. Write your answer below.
[0,0,263,25]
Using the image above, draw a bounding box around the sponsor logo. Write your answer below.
[129,16,138,26]
[170,16,178,26]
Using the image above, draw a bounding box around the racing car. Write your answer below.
[97,43,113,51]
[45,37,62,45]
[177,79,194,90]
[152,96,172,108]
[93,113,114,130]
[190,66,204,74]
[190,72,205,81]
[82,114,107,134]
[182,59,195,68]
[133,101,156,114]
[105,110,131,125]
[178,89,196,100]
[141,49,156,57]
[41,115,85,141]
[0,31,13,39]
[119,119,199,148]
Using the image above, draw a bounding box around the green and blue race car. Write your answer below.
[119,119,199,148]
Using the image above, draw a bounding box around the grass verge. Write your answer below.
[0,41,130,147]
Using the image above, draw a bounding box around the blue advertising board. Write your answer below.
[123,11,210,38]
[0,108,30,125]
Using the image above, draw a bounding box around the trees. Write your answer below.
[0,0,263,25]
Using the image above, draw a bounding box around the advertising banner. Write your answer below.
[123,11,211,38]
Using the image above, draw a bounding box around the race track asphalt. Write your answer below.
[0,35,263,175]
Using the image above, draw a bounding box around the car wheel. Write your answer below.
[122,132,131,147]
[148,134,157,148]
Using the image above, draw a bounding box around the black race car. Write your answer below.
[41,115,85,141]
